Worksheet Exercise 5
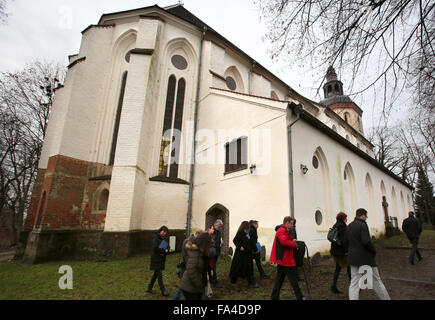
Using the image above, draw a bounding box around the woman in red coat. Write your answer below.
[270,216,304,300]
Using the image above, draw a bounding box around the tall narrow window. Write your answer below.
[109,71,128,165]
[159,75,177,176]
[170,78,186,179]
[225,137,248,174]
[159,75,186,178]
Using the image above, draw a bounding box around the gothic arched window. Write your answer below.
[159,75,186,178]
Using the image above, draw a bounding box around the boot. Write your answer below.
[331,285,343,294]
[146,281,154,293]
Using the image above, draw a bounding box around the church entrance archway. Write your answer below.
[205,204,229,255]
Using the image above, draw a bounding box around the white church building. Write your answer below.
[19,4,414,264]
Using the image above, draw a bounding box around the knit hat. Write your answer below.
[214,219,224,226]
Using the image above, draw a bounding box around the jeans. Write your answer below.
[349,266,390,300]
[408,237,422,263]
[271,265,303,300]
[173,270,185,300]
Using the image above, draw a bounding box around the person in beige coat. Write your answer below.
[180,232,213,300]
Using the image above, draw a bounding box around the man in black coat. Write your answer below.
[402,211,423,265]
[345,209,390,300]
[209,220,223,288]
[249,220,268,279]
[147,226,170,296]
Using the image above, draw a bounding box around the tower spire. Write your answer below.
[323,65,343,98]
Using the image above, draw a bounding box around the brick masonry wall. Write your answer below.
[20,154,188,263]
[24,155,114,232]
[37,155,89,230]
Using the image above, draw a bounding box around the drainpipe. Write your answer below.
[287,102,303,218]
[186,26,207,238]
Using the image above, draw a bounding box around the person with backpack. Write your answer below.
[147,226,170,297]
[270,216,304,300]
[329,212,351,294]
[402,211,423,265]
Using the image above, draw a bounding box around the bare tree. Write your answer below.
[0,0,11,24]
[397,108,435,177]
[368,124,414,181]
[254,0,435,113]
[368,103,435,188]
[0,60,65,245]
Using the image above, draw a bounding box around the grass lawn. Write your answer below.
[0,253,289,300]
[375,229,435,249]
[1,229,434,300]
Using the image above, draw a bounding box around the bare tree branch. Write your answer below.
[0,60,65,245]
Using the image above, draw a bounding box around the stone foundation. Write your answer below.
[18,229,186,264]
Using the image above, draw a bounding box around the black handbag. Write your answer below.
[294,241,306,267]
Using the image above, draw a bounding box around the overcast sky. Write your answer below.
[0,0,412,129]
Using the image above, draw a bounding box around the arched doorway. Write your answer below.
[205,204,230,255]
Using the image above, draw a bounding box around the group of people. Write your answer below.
[147,219,225,299]
[329,209,423,300]
[146,208,424,300]
[146,219,270,300]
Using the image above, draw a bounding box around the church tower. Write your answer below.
[320,66,364,135]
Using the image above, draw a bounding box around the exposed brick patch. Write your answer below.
[20,154,187,264]
[23,155,114,233]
